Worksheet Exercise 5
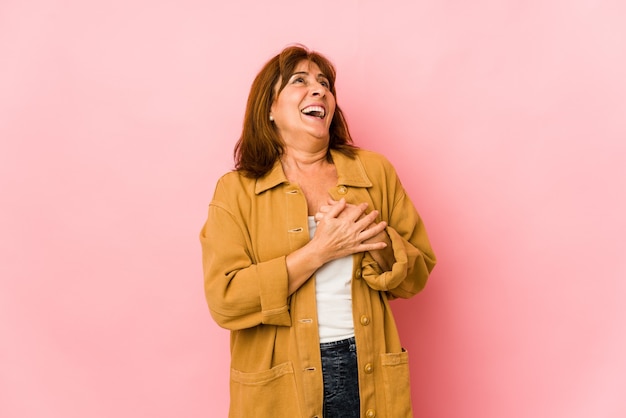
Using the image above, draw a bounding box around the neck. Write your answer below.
[280,148,334,186]
[281,147,329,171]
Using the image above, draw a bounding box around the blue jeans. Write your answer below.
[320,337,360,418]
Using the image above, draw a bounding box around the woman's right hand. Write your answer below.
[311,198,387,263]
[285,198,387,295]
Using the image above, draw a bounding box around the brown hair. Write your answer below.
[234,45,357,178]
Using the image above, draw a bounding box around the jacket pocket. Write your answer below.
[229,362,301,418]
[380,350,413,418]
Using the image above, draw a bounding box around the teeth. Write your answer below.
[301,106,325,118]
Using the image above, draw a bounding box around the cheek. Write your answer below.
[329,101,337,119]
[329,95,337,111]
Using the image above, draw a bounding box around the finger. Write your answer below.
[323,198,347,219]
[359,220,387,241]
[343,202,368,220]
[338,202,368,222]
[359,240,388,252]
[355,209,379,229]
[319,199,344,214]
[318,204,333,214]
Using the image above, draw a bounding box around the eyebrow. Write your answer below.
[290,71,330,80]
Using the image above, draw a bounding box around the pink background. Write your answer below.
[1,0,625,417]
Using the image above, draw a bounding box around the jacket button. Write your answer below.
[360,315,370,326]
[364,363,373,374]
[355,268,362,279]
[337,185,348,194]
[366,409,376,418]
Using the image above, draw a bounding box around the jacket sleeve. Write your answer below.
[360,161,437,298]
[199,180,291,330]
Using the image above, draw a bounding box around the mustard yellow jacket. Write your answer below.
[200,149,436,418]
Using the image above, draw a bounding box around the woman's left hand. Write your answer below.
[315,199,395,271]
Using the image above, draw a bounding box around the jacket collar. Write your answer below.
[255,149,373,195]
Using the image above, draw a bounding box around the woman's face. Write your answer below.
[270,60,336,148]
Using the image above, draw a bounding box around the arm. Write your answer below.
[285,198,389,295]
[362,185,437,299]
[286,201,387,295]
[200,201,292,330]
[317,156,437,298]
[201,185,388,330]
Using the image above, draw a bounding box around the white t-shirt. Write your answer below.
[308,216,355,343]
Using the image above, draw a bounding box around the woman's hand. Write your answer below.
[285,198,392,295]
[311,198,388,263]
[315,199,395,271]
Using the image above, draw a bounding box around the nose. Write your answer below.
[311,81,326,97]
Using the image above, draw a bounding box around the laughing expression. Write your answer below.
[270,60,336,147]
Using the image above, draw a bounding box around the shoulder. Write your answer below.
[211,170,256,203]
[216,170,252,186]
[354,148,398,176]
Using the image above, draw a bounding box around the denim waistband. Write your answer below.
[320,336,356,350]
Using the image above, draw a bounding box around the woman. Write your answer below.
[200,45,436,418]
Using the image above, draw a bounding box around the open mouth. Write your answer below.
[301,105,326,119]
